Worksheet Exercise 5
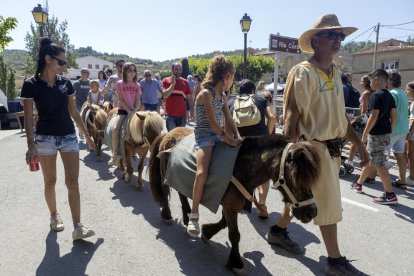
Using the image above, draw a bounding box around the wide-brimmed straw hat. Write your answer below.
[298,14,357,53]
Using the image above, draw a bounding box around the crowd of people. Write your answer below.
[19,13,414,276]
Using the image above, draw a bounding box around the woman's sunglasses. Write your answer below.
[52,56,67,66]
[316,31,346,41]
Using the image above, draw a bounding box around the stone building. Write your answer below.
[352,39,414,88]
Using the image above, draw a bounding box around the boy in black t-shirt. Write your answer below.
[351,69,398,205]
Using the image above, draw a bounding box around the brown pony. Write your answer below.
[81,103,107,161]
[148,127,320,274]
[107,108,164,190]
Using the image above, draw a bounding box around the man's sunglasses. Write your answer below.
[52,56,67,66]
[316,31,346,41]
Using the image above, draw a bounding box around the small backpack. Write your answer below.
[232,95,261,127]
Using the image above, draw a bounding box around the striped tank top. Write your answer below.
[194,87,224,134]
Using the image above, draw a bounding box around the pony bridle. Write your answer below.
[272,143,315,209]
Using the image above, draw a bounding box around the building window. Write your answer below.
[381,61,399,70]
[88,64,92,69]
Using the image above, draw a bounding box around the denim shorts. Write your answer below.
[385,133,406,154]
[35,133,79,155]
[194,130,222,149]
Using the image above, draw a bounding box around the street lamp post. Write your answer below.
[240,13,252,79]
[31,4,48,37]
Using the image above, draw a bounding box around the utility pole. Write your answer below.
[373,23,380,70]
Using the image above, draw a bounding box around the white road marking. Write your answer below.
[341,197,379,212]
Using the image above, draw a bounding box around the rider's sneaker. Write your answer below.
[50,213,64,232]
[325,256,362,276]
[267,228,304,254]
[72,223,95,240]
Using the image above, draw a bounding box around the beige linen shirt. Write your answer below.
[283,61,348,141]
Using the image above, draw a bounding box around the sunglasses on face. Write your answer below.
[144,74,151,77]
[117,64,124,68]
[126,68,136,73]
[52,56,67,66]
[317,31,346,41]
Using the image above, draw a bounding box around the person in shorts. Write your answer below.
[188,56,242,238]
[21,38,96,240]
[384,70,409,190]
[351,69,398,204]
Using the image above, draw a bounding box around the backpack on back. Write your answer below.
[232,95,261,127]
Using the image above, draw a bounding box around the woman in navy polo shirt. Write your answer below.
[21,38,95,240]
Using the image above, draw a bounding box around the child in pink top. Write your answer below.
[108,62,142,165]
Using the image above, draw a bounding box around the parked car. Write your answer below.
[265,82,285,95]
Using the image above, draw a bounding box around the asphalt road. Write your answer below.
[0,127,413,275]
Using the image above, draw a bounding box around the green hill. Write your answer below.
[0,49,28,73]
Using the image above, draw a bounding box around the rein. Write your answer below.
[271,143,315,209]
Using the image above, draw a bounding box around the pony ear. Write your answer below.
[136,112,146,120]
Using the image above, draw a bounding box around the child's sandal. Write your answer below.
[187,213,200,237]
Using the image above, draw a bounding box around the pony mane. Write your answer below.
[240,134,289,154]
[142,111,164,135]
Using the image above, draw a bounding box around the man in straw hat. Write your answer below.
[267,14,369,275]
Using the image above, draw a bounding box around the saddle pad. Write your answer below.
[104,115,128,158]
[164,133,239,213]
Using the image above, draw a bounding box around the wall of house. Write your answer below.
[352,50,414,90]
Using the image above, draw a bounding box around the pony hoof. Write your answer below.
[232,268,245,276]
[124,174,131,183]
[121,172,126,179]
[201,234,210,244]
[163,218,174,225]
[136,184,144,192]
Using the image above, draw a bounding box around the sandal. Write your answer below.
[392,180,407,190]
[187,213,200,237]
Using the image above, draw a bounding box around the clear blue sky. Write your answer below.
[3,0,414,61]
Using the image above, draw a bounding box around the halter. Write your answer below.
[271,143,315,209]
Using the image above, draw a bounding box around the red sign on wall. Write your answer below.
[269,34,301,54]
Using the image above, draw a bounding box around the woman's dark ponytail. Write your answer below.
[35,37,66,76]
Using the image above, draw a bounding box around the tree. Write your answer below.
[0,16,18,51]
[187,55,274,83]
[0,56,7,92]
[24,15,75,75]
[6,68,16,99]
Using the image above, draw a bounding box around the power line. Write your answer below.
[381,26,414,32]
[381,20,414,27]
[346,25,376,43]
[379,33,414,40]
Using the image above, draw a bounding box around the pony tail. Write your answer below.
[40,37,53,48]
[148,134,169,203]
[35,37,66,77]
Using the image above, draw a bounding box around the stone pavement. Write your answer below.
[0,127,413,275]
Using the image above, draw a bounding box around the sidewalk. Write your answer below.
[0,129,22,140]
